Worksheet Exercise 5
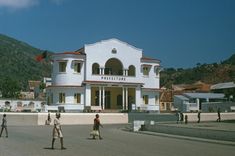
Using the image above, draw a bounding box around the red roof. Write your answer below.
[141,56,161,63]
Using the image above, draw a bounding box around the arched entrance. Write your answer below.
[104,58,123,75]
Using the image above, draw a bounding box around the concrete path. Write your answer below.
[0,124,235,156]
[144,121,235,142]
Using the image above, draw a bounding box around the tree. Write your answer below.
[39,81,46,91]
[0,76,21,98]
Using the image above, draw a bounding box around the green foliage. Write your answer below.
[0,76,21,98]
[160,54,235,88]
[222,54,235,65]
[0,34,52,91]
[39,82,46,91]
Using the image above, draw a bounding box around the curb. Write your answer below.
[136,131,235,146]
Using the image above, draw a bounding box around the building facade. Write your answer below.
[173,93,226,112]
[46,39,161,112]
[159,89,174,112]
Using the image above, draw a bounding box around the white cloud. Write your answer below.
[0,0,65,10]
[0,0,39,9]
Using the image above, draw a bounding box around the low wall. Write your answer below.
[0,113,38,126]
[1,112,235,126]
[128,113,176,123]
[0,113,128,126]
[183,112,235,122]
[145,123,235,142]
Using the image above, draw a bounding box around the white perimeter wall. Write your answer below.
[0,113,128,125]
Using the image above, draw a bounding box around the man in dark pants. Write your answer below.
[217,108,221,122]
[0,114,8,138]
[180,112,184,124]
[197,111,201,123]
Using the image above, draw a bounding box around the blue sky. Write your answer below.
[0,0,235,68]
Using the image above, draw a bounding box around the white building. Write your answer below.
[174,93,225,112]
[46,39,161,112]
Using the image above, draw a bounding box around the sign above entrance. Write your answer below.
[101,76,126,81]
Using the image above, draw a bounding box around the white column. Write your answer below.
[126,88,128,110]
[99,86,102,107]
[99,68,102,75]
[102,86,105,110]
[81,93,84,105]
[85,85,91,107]
[122,87,125,110]
[196,98,200,111]
[135,86,141,109]
[123,69,128,76]
[101,67,104,75]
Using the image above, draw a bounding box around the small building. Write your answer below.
[173,93,226,112]
[159,89,174,112]
[43,77,52,90]
[211,82,235,101]
[0,99,44,112]
[19,80,40,100]
[28,80,41,92]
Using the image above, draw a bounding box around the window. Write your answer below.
[74,93,81,104]
[155,67,161,76]
[74,62,81,73]
[161,103,165,110]
[59,62,67,72]
[155,95,159,104]
[143,95,148,105]
[51,93,54,104]
[143,67,149,76]
[128,65,135,76]
[59,93,65,103]
[48,93,53,105]
[92,63,100,74]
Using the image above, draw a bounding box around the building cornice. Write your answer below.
[83,80,144,86]
[142,88,161,92]
[47,85,84,88]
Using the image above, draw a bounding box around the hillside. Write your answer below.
[0,34,52,90]
[160,54,235,88]
[0,33,234,92]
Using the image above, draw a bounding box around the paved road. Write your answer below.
[0,124,234,156]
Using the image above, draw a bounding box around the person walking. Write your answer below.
[216,108,221,122]
[185,115,188,124]
[51,113,66,150]
[197,111,201,123]
[92,114,103,140]
[0,114,8,138]
[45,112,51,125]
[180,112,184,124]
[176,111,181,124]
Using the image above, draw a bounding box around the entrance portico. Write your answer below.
[85,82,142,111]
